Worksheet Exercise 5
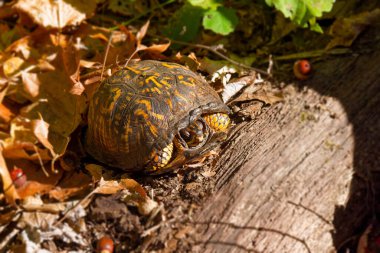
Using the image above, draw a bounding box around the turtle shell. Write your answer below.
[85,60,229,171]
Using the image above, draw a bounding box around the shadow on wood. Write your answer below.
[192,29,380,252]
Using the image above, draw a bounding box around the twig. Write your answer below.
[0,226,21,250]
[54,188,96,226]
[142,217,175,237]
[33,145,49,177]
[101,32,114,82]
[160,37,269,76]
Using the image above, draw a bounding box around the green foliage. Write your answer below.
[203,7,238,35]
[165,0,335,42]
[164,0,238,41]
[265,0,335,32]
[163,4,204,42]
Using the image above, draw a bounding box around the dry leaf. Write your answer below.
[21,71,40,97]
[31,117,56,158]
[3,56,24,77]
[0,149,19,205]
[136,20,150,48]
[48,171,91,201]
[95,177,126,195]
[0,103,14,123]
[69,81,85,95]
[142,42,171,54]
[0,209,17,225]
[175,52,201,71]
[79,60,100,69]
[85,164,103,181]
[14,0,97,29]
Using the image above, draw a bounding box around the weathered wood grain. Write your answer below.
[192,36,380,253]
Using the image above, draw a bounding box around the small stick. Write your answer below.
[100,32,114,82]
[161,37,269,76]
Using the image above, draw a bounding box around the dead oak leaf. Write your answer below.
[0,149,19,205]
[14,0,97,29]
[21,71,40,97]
[31,117,57,158]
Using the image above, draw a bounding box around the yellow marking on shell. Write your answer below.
[180,80,195,87]
[151,112,165,120]
[139,66,151,71]
[203,113,230,132]
[125,66,141,74]
[160,79,171,88]
[104,88,122,115]
[135,108,158,137]
[161,62,179,69]
[166,98,173,109]
[178,75,184,80]
[122,115,133,147]
[146,76,163,88]
[134,108,149,119]
[152,87,162,94]
[173,90,189,104]
[138,99,152,111]
[141,86,162,94]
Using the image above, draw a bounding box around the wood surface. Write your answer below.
[191,33,380,253]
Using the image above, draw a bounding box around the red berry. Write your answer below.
[97,236,114,253]
[294,60,312,80]
[10,167,27,188]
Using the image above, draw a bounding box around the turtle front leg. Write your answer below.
[203,113,230,132]
[148,142,174,172]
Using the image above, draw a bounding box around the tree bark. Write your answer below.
[191,31,380,253]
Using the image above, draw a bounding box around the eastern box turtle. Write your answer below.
[85,60,230,174]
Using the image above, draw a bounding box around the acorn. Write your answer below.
[293,59,312,80]
[97,236,114,253]
[10,166,27,188]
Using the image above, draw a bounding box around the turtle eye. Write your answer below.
[179,120,207,148]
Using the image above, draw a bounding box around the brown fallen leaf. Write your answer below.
[0,209,17,225]
[175,52,201,71]
[14,0,98,29]
[0,149,19,205]
[21,71,40,98]
[31,117,57,158]
[3,56,24,77]
[126,21,170,64]
[136,20,150,48]
[0,103,14,123]
[48,170,92,201]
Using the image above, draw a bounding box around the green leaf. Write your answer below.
[187,0,222,10]
[265,0,334,32]
[202,6,238,35]
[163,4,205,42]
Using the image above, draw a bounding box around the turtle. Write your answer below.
[85,60,230,174]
